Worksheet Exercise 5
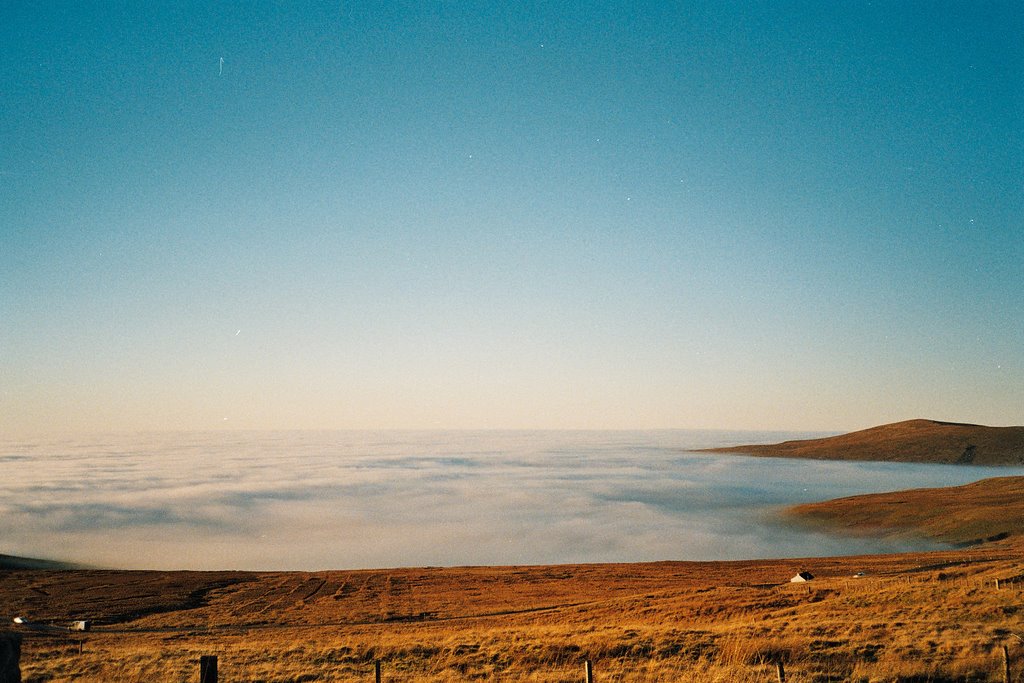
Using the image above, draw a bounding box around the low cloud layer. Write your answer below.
[2,431,1018,570]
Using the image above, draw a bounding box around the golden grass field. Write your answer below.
[5,536,1024,682]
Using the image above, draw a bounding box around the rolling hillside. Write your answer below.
[785,475,1024,545]
[0,553,80,570]
[702,419,1024,465]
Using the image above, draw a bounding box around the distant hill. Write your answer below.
[785,475,1024,546]
[0,553,81,570]
[702,419,1024,465]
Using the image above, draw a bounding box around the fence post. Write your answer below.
[584,658,594,683]
[1,632,22,683]
[375,660,381,683]
[1002,645,1011,683]
[776,660,786,683]
[199,655,218,683]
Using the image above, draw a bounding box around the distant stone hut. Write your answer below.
[790,571,814,583]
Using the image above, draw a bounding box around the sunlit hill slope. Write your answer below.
[702,419,1024,465]
[786,475,1024,547]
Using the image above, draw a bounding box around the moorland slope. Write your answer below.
[785,475,1024,546]
[702,419,1024,465]
[0,553,80,570]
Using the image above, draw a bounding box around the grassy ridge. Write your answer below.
[0,554,81,570]
[702,419,1024,465]
[785,475,1024,546]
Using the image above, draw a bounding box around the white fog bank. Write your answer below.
[2,430,1017,570]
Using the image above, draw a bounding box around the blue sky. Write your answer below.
[2,1,1022,435]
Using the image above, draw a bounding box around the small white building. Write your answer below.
[790,571,814,583]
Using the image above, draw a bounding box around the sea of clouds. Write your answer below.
[2,430,1019,570]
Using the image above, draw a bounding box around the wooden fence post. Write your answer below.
[375,659,381,683]
[199,655,218,683]
[584,658,594,683]
[1002,645,1011,683]
[775,660,786,683]
[1,632,22,683]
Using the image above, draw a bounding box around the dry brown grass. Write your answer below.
[7,542,1024,682]
[787,475,1024,546]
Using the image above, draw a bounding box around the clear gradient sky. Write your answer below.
[2,1,1022,436]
